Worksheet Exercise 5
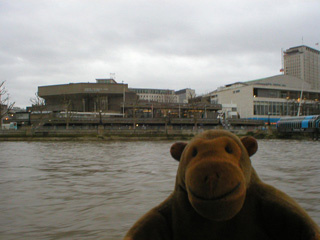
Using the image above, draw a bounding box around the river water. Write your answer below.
[0,139,319,239]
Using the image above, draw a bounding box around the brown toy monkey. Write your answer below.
[124,130,319,240]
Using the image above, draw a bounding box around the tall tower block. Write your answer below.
[283,45,320,90]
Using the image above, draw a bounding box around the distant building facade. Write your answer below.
[129,88,196,104]
[208,75,320,122]
[32,79,222,129]
[129,88,179,103]
[175,88,196,103]
[37,80,214,121]
[38,79,136,113]
[284,45,320,90]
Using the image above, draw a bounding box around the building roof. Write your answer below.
[96,78,117,84]
[209,75,316,95]
[38,82,128,97]
[285,45,320,54]
[175,88,194,94]
[244,75,311,90]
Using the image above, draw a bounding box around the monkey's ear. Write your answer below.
[240,136,258,157]
[170,142,187,161]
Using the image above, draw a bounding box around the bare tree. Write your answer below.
[30,92,45,107]
[161,91,178,132]
[0,81,15,128]
[187,92,202,130]
[30,92,47,128]
[63,95,74,130]
[130,95,140,129]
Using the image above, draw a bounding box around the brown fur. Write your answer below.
[124,130,319,240]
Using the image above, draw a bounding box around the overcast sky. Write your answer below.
[1,0,319,108]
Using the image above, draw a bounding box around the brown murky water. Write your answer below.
[0,139,319,239]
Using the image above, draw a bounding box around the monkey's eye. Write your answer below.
[225,145,233,154]
[192,148,198,157]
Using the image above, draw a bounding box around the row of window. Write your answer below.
[253,88,320,100]
[138,94,178,102]
[132,89,174,94]
[254,101,320,116]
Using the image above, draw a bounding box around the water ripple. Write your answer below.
[0,139,319,239]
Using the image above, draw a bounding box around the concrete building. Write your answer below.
[32,80,223,129]
[38,79,137,113]
[208,75,320,122]
[129,88,196,104]
[283,45,320,90]
[175,88,196,103]
[37,80,215,121]
[129,88,178,103]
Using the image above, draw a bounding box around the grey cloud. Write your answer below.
[1,0,319,107]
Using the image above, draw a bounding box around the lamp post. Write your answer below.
[122,82,125,118]
[268,112,271,126]
[204,105,207,118]
[28,110,31,126]
[99,110,102,125]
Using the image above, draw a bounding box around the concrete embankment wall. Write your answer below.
[0,126,275,141]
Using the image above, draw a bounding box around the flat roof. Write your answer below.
[285,45,320,54]
[38,82,128,96]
